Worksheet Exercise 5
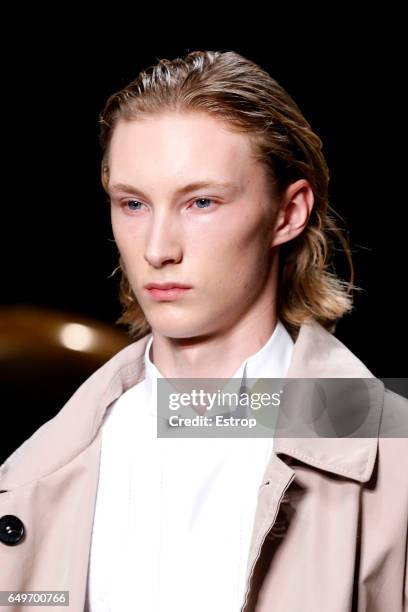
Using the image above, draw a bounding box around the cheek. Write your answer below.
[111,217,144,260]
[190,219,269,290]
[190,209,268,253]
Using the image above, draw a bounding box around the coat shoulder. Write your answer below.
[0,333,152,489]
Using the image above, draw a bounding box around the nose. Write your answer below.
[144,210,182,269]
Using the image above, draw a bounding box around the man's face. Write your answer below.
[108,112,279,339]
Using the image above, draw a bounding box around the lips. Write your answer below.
[145,282,192,290]
[145,283,192,302]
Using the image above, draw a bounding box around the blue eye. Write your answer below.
[124,200,143,211]
[192,198,215,209]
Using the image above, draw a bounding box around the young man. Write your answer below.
[1,50,407,611]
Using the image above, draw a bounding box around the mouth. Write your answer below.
[144,284,192,301]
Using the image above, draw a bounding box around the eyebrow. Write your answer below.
[107,180,239,199]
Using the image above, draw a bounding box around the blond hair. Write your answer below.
[99,50,359,341]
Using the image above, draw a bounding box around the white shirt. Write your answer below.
[85,320,294,612]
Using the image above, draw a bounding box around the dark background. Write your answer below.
[1,18,406,459]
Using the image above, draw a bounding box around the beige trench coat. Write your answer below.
[0,319,407,611]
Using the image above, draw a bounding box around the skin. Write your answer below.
[107,111,314,378]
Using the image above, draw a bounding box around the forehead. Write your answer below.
[107,112,259,186]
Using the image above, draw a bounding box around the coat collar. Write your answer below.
[0,319,383,490]
[274,320,383,483]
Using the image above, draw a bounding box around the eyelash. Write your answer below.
[119,197,217,214]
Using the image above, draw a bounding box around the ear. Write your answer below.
[270,179,315,248]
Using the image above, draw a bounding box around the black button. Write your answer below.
[0,515,25,546]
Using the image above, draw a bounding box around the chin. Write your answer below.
[147,315,212,340]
